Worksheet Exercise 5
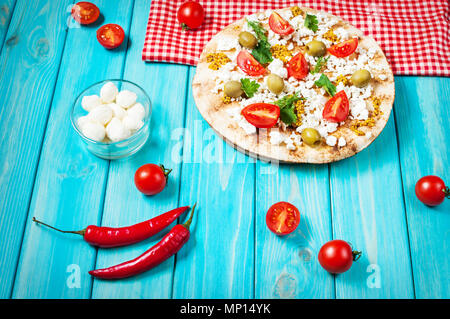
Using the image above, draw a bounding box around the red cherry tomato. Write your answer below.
[96,24,125,49]
[134,164,172,196]
[268,12,294,35]
[328,38,358,58]
[287,52,309,80]
[71,2,100,25]
[266,202,300,235]
[237,51,266,76]
[177,1,205,30]
[241,103,280,128]
[322,90,349,123]
[415,175,449,206]
[318,240,361,274]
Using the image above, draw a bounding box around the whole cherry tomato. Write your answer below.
[266,202,300,235]
[177,1,205,30]
[415,175,449,206]
[134,164,172,195]
[318,240,361,274]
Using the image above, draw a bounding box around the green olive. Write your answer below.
[305,40,327,57]
[266,74,284,94]
[224,81,243,98]
[351,69,372,87]
[238,31,257,49]
[301,128,321,146]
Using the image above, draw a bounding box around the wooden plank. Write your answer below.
[0,0,71,298]
[330,116,414,298]
[394,76,450,299]
[0,0,16,52]
[172,67,255,299]
[91,0,190,299]
[255,163,335,298]
[12,0,134,298]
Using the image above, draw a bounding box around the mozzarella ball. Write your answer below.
[122,114,144,131]
[81,95,102,111]
[100,82,119,103]
[81,122,105,142]
[127,103,145,121]
[116,90,137,109]
[88,105,113,125]
[77,115,91,130]
[109,103,127,120]
[106,118,131,142]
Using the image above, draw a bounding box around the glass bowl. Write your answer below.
[70,79,151,160]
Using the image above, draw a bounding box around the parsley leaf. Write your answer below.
[311,56,329,74]
[247,20,273,64]
[280,107,297,125]
[274,93,305,125]
[240,78,260,98]
[315,74,336,96]
[304,14,318,32]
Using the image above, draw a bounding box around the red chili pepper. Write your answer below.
[32,206,189,248]
[89,203,196,279]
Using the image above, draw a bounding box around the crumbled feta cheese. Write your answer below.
[379,74,387,80]
[268,58,288,78]
[269,131,284,145]
[100,82,118,103]
[338,137,346,147]
[239,118,256,135]
[81,95,102,111]
[217,36,240,51]
[326,135,337,146]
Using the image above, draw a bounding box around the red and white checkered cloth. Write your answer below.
[142,0,450,76]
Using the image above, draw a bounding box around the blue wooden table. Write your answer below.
[0,0,448,299]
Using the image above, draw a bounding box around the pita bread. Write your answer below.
[193,6,394,164]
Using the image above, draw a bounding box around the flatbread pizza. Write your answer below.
[192,6,394,163]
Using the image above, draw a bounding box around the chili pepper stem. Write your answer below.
[32,217,85,236]
[183,203,197,229]
[352,250,362,261]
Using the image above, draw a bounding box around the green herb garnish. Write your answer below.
[314,74,336,96]
[240,78,260,98]
[274,93,304,125]
[304,14,318,32]
[311,56,329,74]
[247,20,273,64]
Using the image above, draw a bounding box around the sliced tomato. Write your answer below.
[97,24,125,49]
[287,52,309,80]
[266,202,300,235]
[71,2,100,25]
[328,38,358,58]
[322,90,349,123]
[268,12,294,35]
[241,103,280,128]
[237,51,266,76]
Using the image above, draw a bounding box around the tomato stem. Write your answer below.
[443,187,450,199]
[181,23,189,31]
[159,164,172,178]
[352,250,362,261]
[32,217,85,236]
[183,203,197,230]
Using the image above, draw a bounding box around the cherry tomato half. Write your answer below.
[71,2,100,25]
[287,52,309,80]
[318,240,361,274]
[266,202,300,235]
[134,164,172,196]
[268,12,294,35]
[415,175,449,206]
[97,24,125,49]
[177,1,205,30]
[241,103,280,128]
[328,38,358,58]
[237,51,266,76]
[322,90,349,123]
